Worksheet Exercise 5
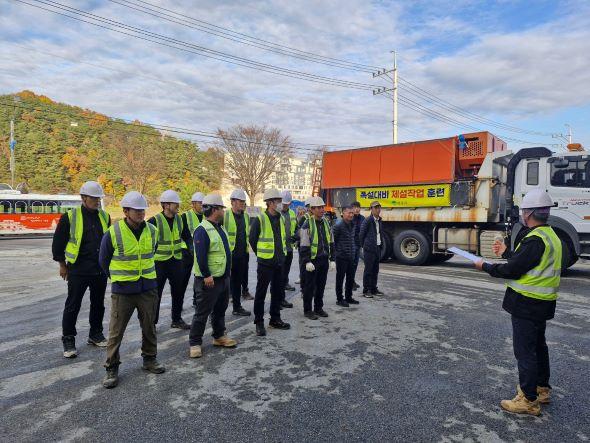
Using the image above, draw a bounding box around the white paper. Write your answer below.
[447,246,483,263]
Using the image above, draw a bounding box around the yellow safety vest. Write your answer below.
[256,212,286,259]
[65,207,109,264]
[309,217,332,259]
[282,208,297,236]
[185,210,203,236]
[507,226,562,301]
[152,212,185,261]
[223,210,250,252]
[108,220,157,282]
[193,219,229,278]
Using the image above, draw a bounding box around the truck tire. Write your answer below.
[393,230,431,266]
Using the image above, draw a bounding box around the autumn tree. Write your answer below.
[216,125,292,206]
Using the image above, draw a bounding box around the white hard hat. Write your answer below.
[120,191,148,210]
[79,181,105,198]
[230,189,247,201]
[304,197,312,206]
[308,196,325,207]
[191,192,205,202]
[159,189,181,204]
[521,189,553,209]
[202,193,225,207]
[281,190,293,204]
[263,188,282,201]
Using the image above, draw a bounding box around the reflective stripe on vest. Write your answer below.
[256,212,286,259]
[109,220,157,282]
[309,217,332,260]
[153,212,185,260]
[223,210,250,252]
[64,207,109,264]
[507,226,562,301]
[193,219,229,278]
[185,210,203,236]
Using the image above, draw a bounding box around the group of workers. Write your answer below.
[52,181,561,417]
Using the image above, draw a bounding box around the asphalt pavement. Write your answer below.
[1,238,589,442]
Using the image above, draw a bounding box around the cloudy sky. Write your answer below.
[1,0,589,155]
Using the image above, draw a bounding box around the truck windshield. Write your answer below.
[551,160,589,188]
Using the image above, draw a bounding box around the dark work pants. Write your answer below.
[253,263,284,323]
[181,253,194,304]
[241,254,250,293]
[105,289,158,369]
[230,254,249,310]
[155,258,185,324]
[362,250,380,293]
[282,250,294,297]
[352,248,361,283]
[335,257,355,301]
[511,315,551,401]
[62,274,107,337]
[189,277,230,346]
[302,257,329,312]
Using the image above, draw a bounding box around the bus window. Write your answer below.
[15,201,28,213]
[0,200,12,214]
[31,201,44,213]
[45,201,59,213]
[59,200,81,213]
[526,162,539,186]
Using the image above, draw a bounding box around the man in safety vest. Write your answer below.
[52,180,111,358]
[99,191,165,389]
[224,189,252,317]
[147,190,192,329]
[181,192,204,307]
[249,188,291,336]
[475,189,562,416]
[189,193,236,358]
[280,190,297,302]
[299,196,335,320]
[295,196,313,294]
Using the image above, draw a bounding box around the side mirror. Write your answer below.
[553,158,570,168]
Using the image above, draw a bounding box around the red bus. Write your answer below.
[0,190,83,236]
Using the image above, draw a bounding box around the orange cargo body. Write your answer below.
[321,137,457,189]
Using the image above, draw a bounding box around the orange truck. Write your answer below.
[320,131,590,267]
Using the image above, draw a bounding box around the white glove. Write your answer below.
[329,261,336,271]
[305,262,315,272]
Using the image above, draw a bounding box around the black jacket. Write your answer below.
[52,205,111,276]
[483,225,556,321]
[359,214,383,253]
[333,219,356,260]
[249,210,285,267]
[352,214,365,251]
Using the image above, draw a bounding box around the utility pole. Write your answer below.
[565,124,572,144]
[372,51,398,144]
[9,118,15,189]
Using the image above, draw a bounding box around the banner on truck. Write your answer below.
[356,184,451,208]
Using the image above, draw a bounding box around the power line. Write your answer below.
[398,76,557,137]
[0,99,365,153]
[107,0,379,73]
[12,0,385,91]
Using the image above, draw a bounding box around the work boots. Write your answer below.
[256,323,267,336]
[87,333,108,347]
[213,336,237,348]
[500,386,541,416]
[102,367,119,389]
[171,319,191,330]
[62,336,77,358]
[537,386,551,404]
[142,357,166,374]
[242,290,254,301]
[189,345,202,358]
[233,307,251,316]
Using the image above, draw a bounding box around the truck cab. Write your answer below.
[514,150,590,265]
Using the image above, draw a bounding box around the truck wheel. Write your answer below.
[393,230,431,266]
[380,231,393,262]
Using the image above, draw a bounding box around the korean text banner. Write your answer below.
[356,184,451,208]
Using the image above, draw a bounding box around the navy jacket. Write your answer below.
[359,214,383,253]
[333,219,356,260]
